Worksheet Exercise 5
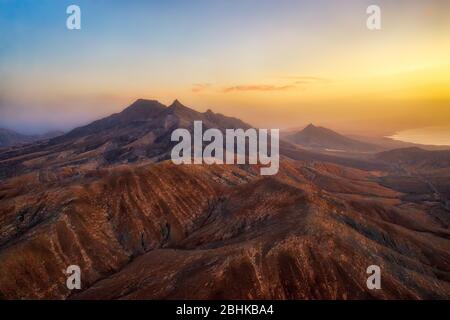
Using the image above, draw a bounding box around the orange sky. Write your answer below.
[1,0,449,136]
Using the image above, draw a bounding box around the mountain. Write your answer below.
[1,158,449,299]
[59,99,250,143]
[0,99,380,180]
[0,99,250,179]
[0,99,449,299]
[0,128,63,148]
[285,124,379,153]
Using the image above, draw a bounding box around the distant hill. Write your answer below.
[375,147,450,170]
[0,128,34,147]
[0,128,63,148]
[285,124,379,153]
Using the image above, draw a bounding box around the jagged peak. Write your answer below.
[304,123,316,129]
[169,99,185,109]
[167,99,200,117]
[114,99,167,122]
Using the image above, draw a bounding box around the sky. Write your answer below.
[0,0,449,138]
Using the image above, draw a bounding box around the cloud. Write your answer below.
[281,76,332,84]
[191,76,331,94]
[192,83,212,93]
[222,84,295,93]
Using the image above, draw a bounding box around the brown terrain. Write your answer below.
[0,99,449,299]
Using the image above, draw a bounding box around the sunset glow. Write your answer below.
[1,0,449,139]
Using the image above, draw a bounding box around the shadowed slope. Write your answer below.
[0,160,449,299]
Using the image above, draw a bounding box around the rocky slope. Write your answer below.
[0,100,449,299]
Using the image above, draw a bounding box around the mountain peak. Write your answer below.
[304,123,317,130]
[167,99,199,118]
[169,99,185,109]
[116,99,166,121]
[288,123,377,152]
[124,99,165,110]
[127,99,163,109]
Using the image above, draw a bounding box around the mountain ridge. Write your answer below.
[0,99,254,179]
[285,124,379,152]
